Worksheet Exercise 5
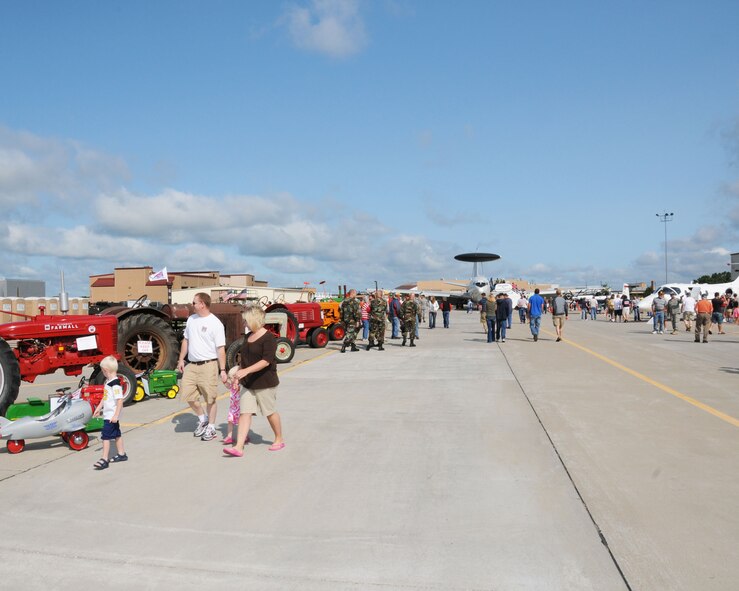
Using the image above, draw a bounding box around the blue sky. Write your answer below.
[1,0,738,296]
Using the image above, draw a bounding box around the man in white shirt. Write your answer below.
[516,295,528,324]
[177,292,228,441]
[681,292,697,332]
[590,296,599,320]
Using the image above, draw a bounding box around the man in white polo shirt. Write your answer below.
[177,292,228,441]
[681,289,697,332]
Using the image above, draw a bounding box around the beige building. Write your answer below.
[0,297,90,324]
[89,267,267,304]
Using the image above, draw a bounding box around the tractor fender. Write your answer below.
[98,306,172,323]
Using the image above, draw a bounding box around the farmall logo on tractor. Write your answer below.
[44,323,80,331]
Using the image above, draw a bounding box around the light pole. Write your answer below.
[656,212,674,284]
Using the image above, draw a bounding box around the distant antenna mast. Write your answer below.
[59,270,70,314]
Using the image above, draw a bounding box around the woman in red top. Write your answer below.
[360,295,371,341]
[224,306,284,457]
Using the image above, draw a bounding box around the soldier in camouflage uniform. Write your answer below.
[340,289,361,353]
[400,293,419,347]
[367,290,387,351]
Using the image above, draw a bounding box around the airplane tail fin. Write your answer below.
[622,283,630,299]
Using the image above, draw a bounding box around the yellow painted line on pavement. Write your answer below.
[562,336,739,428]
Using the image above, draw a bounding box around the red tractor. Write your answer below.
[224,302,344,367]
[0,307,138,416]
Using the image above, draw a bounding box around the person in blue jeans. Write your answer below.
[527,288,545,342]
[388,293,402,338]
[517,296,528,324]
[428,296,439,328]
[440,298,452,328]
[480,294,497,343]
[651,290,667,334]
[496,293,513,342]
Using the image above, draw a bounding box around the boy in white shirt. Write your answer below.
[92,356,127,470]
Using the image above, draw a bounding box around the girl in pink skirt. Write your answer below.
[223,366,241,444]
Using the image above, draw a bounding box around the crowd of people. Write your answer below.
[94,285,736,469]
[337,289,452,352]
[647,288,737,342]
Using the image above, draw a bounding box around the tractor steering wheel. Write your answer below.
[132,294,148,309]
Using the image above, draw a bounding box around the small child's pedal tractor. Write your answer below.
[135,369,180,401]
[0,378,104,454]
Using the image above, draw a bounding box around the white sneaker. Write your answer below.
[652,330,657,334]
[194,419,209,437]
[201,424,217,441]
[501,339,505,343]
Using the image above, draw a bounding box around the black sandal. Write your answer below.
[110,454,128,462]
[93,458,109,470]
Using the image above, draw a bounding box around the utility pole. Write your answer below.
[656,212,674,284]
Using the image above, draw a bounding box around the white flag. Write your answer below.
[148,267,168,282]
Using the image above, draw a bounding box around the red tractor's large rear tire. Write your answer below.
[91,364,138,407]
[283,311,299,345]
[0,338,21,417]
[117,314,180,373]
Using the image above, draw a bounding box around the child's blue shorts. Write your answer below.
[101,420,122,440]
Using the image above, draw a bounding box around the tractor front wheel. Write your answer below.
[275,337,295,364]
[309,327,329,348]
[328,323,346,341]
[0,338,21,417]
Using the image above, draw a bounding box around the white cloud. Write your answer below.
[0,126,129,207]
[282,0,367,58]
[264,255,318,274]
[0,223,162,261]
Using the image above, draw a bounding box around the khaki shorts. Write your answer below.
[240,387,278,417]
[552,315,565,329]
[683,311,696,321]
[181,362,220,404]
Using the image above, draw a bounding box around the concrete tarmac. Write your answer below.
[1,311,737,590]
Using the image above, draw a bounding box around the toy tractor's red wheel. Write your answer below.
[7,439,25,454]
[67,430,89,451]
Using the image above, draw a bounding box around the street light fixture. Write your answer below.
[656,211,674,283]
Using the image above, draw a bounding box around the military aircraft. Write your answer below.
[451,252,501,303]
[391,252,502,307]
